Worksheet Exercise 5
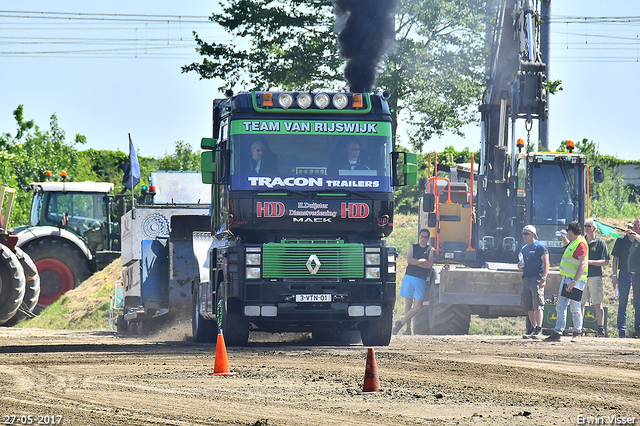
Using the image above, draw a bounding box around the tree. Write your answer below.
[1,106,87,225]
[183,0,487,150]
[156,141,200,172]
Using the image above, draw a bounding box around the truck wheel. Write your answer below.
[116,314,127,334]
[217,283,249,346]
[25,239,91,308]
[359,306,393,346]
[3,247,40,327]
[428,283,471,335]
[0,244,26,325]
[192,279,216,343]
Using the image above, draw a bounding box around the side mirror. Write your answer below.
[392,152,418,187]
[593,165,604,183]
[201,151,217,185]
[201,138,216,150]
[422,193,435,213]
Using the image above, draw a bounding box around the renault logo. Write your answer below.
[306,255,321,275]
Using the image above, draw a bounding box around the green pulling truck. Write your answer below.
[192,90,417,346]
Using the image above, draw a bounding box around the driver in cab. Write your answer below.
[330,137,369,173]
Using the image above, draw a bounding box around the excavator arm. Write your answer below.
[476,0,547,262]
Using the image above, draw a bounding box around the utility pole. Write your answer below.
[539,0,551,151]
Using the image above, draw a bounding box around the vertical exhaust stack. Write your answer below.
[332,0,398,93]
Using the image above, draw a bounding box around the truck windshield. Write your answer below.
[530,162,580,226]
[151,171,211,205]
[229,119,392,192]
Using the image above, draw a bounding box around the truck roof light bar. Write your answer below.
[251,91,371,114]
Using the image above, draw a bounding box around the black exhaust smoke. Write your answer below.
[332,0,398,93]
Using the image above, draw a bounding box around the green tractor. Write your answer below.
[12,180,122,309]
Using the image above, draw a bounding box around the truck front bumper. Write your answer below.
[239,280,395,331]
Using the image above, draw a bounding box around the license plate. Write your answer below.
[295,294,332,303]
[541,240,564,248]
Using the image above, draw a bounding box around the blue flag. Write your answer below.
[122,134,141,190]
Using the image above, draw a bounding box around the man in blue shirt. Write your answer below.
[518,225,549,339]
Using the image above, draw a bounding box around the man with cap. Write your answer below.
[518,225,549,339]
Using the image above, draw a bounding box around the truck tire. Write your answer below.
[0,244,26,325]
[116,314,127,334]
[192,279,217,343]
[24,239,91,308]
[359,306,393,346]
[428,283,471,335]
[217,282,249,346]
[3,247,40,326]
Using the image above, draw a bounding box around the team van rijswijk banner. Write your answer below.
[229,119,392,192]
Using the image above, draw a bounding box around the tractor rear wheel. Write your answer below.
[0,244,26,325]
[3,247,40,326]
[24,239,91,309]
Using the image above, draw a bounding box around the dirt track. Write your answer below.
[1,325,639,426]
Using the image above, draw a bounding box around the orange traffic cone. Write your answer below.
[358,347,381,394]
[209,333,237,376]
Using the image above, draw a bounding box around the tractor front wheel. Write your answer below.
[24,239,91,308]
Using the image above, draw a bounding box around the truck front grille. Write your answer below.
[263,241,364,279]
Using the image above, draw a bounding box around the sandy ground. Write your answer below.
[1,322,639,426]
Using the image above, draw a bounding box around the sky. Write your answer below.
[2,1,640,163]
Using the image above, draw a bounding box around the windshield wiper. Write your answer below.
[315,188,369,198]
[254,189,311,197]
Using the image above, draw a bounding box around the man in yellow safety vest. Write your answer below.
[545,221,589,342]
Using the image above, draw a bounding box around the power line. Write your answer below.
[0,11,213,24]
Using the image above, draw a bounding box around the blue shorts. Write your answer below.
[399,274,427,301]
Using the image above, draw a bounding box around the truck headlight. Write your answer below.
[246,253,261,266]
[246,267,261,279]
[365,253,380,265]
[365,267,380,279]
